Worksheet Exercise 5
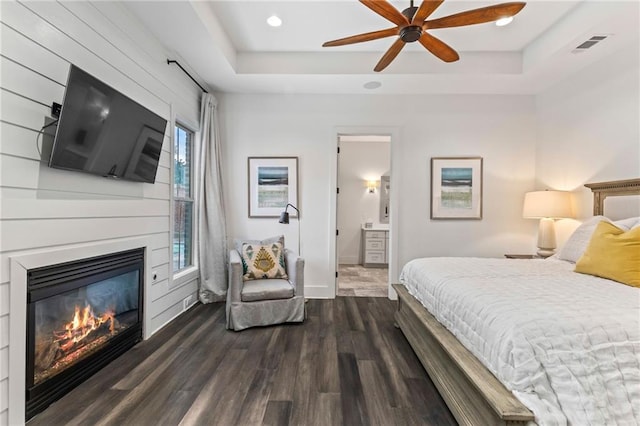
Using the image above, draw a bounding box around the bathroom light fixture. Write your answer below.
[495,16,514,26]
[366,180,379,193]
[267,15,282,27]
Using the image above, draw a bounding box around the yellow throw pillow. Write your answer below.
[575,221,640,287]
[241,242,288,281]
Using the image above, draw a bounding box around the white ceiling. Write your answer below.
[125,0,640,95]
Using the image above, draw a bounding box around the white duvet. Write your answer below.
[399,257,640,426]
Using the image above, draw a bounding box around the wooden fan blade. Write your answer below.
[323,27,399,47]
[411,0,444,25]
[360,0,409,27]
[424,2,526,30]
[374,38,406,72]
[418,32,459,62]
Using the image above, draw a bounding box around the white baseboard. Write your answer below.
[338,256,359,265]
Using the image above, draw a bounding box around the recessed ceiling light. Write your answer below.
[364,81,382,90]
[495,16,514,27]
[267,15,282,27]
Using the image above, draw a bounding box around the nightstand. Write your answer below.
[504,254,538,259]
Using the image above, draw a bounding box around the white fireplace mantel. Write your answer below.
[8,236,153,425]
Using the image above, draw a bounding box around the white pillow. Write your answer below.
[557,216,609,263]
[558,216,640,263]
[614,216,640,230]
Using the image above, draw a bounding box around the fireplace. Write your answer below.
[25,248,144,420]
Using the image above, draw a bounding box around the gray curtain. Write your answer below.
[197,93,228,303]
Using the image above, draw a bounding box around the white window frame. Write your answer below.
[172,120,198,283]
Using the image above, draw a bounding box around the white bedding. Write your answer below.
[399,257,640,426]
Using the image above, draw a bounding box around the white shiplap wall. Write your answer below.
[0,1,203,423]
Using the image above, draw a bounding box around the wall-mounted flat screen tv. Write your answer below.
[49,65,167,183]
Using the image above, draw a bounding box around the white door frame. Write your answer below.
[329,125,401,299]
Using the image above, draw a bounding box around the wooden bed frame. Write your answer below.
[584,178,640,215]
[393,178,640,426]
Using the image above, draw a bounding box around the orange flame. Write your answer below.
[54,304,115,351]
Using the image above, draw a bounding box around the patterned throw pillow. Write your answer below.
[235,235,284,274]
[241,242,288,281]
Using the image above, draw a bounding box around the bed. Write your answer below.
[393,178,640,426]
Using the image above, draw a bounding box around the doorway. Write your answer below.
[336,134,391,297]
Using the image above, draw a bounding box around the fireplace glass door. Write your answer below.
[32,270,140,385]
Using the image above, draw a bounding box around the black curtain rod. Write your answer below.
[167,59,208,93]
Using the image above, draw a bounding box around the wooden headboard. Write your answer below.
[584,178,640,215]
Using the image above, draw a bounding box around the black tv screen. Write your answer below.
[49,65,167,183]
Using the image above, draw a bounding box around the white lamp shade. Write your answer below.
[523,190,573,219]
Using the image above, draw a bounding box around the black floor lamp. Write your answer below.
[278,203,301,255]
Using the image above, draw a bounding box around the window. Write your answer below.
[173,124,194,272]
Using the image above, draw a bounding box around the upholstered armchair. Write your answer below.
[226,237,305,331]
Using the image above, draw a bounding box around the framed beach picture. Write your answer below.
[248,157,299,218]
[431,157,483,220]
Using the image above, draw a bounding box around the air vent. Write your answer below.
[572,35,608,53]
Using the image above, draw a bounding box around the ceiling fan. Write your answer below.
[323,0,526,72]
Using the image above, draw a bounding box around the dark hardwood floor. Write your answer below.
[28,297,456,426]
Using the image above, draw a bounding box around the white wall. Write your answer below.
[535,41,640,243]
[219,93,538,298]
[338,140,390,264]
[0,2,202,423]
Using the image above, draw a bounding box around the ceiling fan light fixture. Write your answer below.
[400,25,423,42]
[495,16,514,27]
[267,15,282,27]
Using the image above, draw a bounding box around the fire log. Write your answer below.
[34,339,60,372]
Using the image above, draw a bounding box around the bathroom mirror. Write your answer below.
[380,174,390,223]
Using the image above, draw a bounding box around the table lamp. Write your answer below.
[523,190,573,258]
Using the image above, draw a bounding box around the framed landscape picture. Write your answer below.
[431,157,483,220]
[248,157,298,218]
